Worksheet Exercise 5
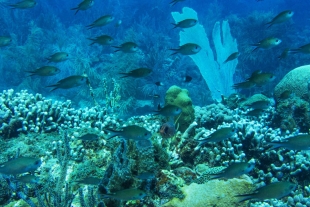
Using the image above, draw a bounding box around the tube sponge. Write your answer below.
[171,7,238,101]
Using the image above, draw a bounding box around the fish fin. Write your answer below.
[235,193,255,202]
[266,142,281,150]
[24,71,35,77]
[288,49,299,54]
[103,129,120,140]
[251,46,259,52]
[169,0,178,6]
[70,7,79,15]
[70,8,79,15]
[118,73,129,78]
[49,87,58,92]
[265,22,272,29]
[171,23,177,29]
[86,24,94,29]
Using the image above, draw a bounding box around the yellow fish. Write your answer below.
[86,15,114,29]
[251,37,281,52]
[290,43,310,54]
[170,43,201,55]
[26,66,60,77]
[46,52,68,63]
[88,35,114,46]
[119,68,152,78]
[47,75,87,91]
[71,0,94,15]
[172,19,197,29]
[112,42,138,53]
[223,52,239,64]
[9,0,36,9]
[266,10,294,28]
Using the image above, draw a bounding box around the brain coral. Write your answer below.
[274,65,310,100]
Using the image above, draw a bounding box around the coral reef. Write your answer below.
[165,85,195,132]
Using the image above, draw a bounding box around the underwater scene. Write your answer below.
[2,0,310,206]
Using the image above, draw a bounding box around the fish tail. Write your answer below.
[118,73,129,78]
[265,22,272,29]
[49,87,58,92]
[103,129,120,140]
[169,48,179,55]
[235,193,255,202]
[171,23,177,29]
[170,1,177,6]
[86,24,94,29]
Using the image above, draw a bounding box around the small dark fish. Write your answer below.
[170,43,201,55]
[278,48,290,60]
[245,100,270,110]
[46,52,68,63]
[246,71,275,86]
[47,75,87,91]
[26,66,60,77]
[154,105,182,117]
[86,15,114,29]
[0,36,12,47]
[251,37,281,52]
[112,42,138,53]
[74,177,101,185]
[172,19,197,29]
[236,181,296,202]
[223,52,239,64]
[279,89,292,99]
[71,0,94,15]
[9,0,36,9]
[267,134,310,150]
[16,174,39,184]
[232,81,256,90]
[155,81,164,86]
[105,125,152,140]
[210,162,255,180]
[266,10,294,28]
[196,127,235,145]
[77,133,99,141]
[0,157,41,175]
[159,122,176,138]
[119,68,152,78]
[170,0,185,6]
[246,109,264,117]
[101,188,146,201]
[183,75,192,82]
[88,35,114,46]
[136,172,155,180]
[290,43,310,54]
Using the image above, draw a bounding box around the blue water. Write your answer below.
[0,0,309,109]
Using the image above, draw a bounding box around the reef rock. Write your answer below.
[163,177,253,207]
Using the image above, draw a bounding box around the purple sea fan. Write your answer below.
[159,122,176,138]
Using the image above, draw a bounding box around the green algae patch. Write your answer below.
[163,178,253,207]
[165,85,195,132]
